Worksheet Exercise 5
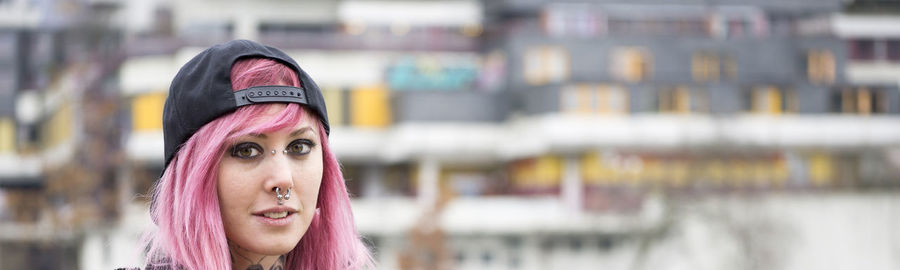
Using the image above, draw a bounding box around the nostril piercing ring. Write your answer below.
[275,187,291,205]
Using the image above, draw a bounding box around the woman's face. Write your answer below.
[217,104,323,256]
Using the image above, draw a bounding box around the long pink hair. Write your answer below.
[143,58,374,269]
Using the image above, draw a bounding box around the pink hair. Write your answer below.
[143,58,374,269]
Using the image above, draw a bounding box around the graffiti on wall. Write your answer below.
[385,55,480,91]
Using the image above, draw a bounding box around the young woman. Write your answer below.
[139,40,373,270]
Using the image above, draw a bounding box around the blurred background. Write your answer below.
[0,0,899,269]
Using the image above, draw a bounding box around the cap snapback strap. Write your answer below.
[234,85,309,107]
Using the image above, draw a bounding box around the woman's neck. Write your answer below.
[229,244,286,270]
[233,255,284,270]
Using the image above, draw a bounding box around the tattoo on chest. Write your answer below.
[245,255,284,270]
[267,255,285,270]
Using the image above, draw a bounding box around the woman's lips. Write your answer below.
[253,211,296,226]
[252,206,298,226]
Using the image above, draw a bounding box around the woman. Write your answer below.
[140,40,374,270]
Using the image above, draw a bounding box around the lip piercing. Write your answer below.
[275,187,291,205]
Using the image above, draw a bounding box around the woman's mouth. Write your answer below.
[263,211,289,219]
[253,207,298,226]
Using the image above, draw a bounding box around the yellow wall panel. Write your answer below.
[582,152,619,184]
[43,102,73,148]
[581,152,601,183]
[730,160,751,186]
[512,155,562,188]
[322,87,344,126]
[534,155,562,185]
[132,92,166,131]
[350,85,391,127]
[704,160,726,185]
[767,87,782,114]
[641,159,662,185]
[808,153,833,186]
[0,118,14,153]
[668,160,690,187]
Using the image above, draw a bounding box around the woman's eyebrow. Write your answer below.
[290,127,313,138]
[241,127,312,139]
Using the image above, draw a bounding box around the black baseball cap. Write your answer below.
[162,39,330,168]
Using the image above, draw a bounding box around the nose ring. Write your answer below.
[275,187,291,205]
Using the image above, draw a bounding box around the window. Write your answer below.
[560,84,594,114]
[481,251,493,266]
[454,251,466,264]
[727,19,748,38]
[343,163,415,197]
[837,87,890,115]
[350,84,391,127]
[543,6,599,38]
[442,167,505,197]
[807,50,835,85]
[607,17,708,36]
[887,40,900,62]
[692,52,720,82]
[849,39,876,61]
[560,84,628,115]
[723,54,738,80]
[750,86,794,115]
[523,46,570,86]
[460,24,483,37]
[659,86,706,114]
[611,47,651,82]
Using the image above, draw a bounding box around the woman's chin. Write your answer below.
[251,239,300,256]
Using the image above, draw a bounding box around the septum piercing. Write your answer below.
[275,187,291,205]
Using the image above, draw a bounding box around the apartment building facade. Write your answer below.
[1,0,898,269]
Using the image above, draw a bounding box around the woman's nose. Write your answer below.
[263,149,294,192]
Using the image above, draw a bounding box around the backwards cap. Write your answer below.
[162,39,330,168]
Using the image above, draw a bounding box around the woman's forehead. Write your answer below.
[238,104,319,136]
[245,126,316,139]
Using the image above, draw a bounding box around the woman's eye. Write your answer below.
[230,143,262,159]
[285,139,314,156]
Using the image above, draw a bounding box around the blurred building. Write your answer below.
[1,0,899,269]
[834,0,900,113]
[0,0,125,269]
